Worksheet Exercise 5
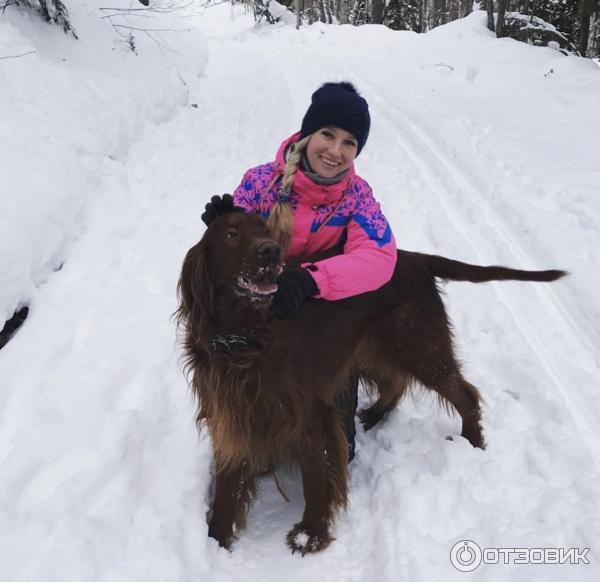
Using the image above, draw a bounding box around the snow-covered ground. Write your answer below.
[1,3,599,581]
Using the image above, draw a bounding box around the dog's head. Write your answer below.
[204,212,283,304]
[176,212,283,352]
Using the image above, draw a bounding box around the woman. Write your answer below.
[201,82,397,461]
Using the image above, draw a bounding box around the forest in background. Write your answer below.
[1,1,599,59]
[254,0,599,56]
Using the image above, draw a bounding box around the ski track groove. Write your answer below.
[351,78,600,459]
[247,39,600,459]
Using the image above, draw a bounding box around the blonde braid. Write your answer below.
[267,135,311,255]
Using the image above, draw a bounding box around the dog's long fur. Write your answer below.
[176,212,565,555]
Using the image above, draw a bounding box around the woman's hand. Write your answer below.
[269,268,319,320]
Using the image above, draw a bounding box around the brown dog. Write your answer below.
[176,211,565,555]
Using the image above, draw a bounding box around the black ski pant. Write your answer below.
[338,374,359,463]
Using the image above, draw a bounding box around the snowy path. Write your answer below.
[355,79,600,457]
[1,9,599,582]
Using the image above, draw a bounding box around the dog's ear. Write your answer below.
[176,238,214,351]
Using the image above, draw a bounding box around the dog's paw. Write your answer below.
[286,522,332,555]
[461,427,486,449]
[208,520,235,551]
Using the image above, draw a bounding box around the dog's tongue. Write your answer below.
[251,281,278,295]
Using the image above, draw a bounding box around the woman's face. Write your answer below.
[305,126,358,179]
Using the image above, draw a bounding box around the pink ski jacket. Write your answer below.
[233,133,397,301]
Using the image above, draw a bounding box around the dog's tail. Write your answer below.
[421,253,567,283]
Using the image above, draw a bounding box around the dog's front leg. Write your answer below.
[287,409,347,555]
[208,461,255,550]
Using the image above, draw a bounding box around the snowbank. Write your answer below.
[0,0,208,323]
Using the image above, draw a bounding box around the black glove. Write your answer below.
[201,194,242,226]
[269,268,319,320]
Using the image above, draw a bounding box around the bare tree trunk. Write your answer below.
[335,0,345,22]
[295,0,302,28]
[350,0,361,25]
[307,0,316,24]
[487,0,495,32]
[317,0,326,22]
[496,0,507,37]
[372,0,384,23]
[448,0,459,21]
[579,14,591,56]
[578,0,594,56]
[432,0,440,27]
[593,12,600,57]
[325,0,333,23]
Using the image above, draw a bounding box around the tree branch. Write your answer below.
[0,50,37,59]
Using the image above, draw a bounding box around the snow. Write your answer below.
[0,0,207,324]
[1,3,600,581]
[504,11,563,34]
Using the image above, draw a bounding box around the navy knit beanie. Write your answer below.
[299,82,370,155]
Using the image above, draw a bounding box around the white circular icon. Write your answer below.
[450,540,483,572]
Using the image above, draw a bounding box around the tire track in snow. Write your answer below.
[352,79,600,458]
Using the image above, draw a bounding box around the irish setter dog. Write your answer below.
[176,211,565,555]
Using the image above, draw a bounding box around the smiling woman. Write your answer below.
[305,127,358,178]
[200,81,397,464]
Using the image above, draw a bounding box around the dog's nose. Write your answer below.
[257,241,281,262]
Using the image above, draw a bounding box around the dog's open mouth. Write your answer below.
[234,264,282,303]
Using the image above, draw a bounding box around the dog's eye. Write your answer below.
[226,228,239,240]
